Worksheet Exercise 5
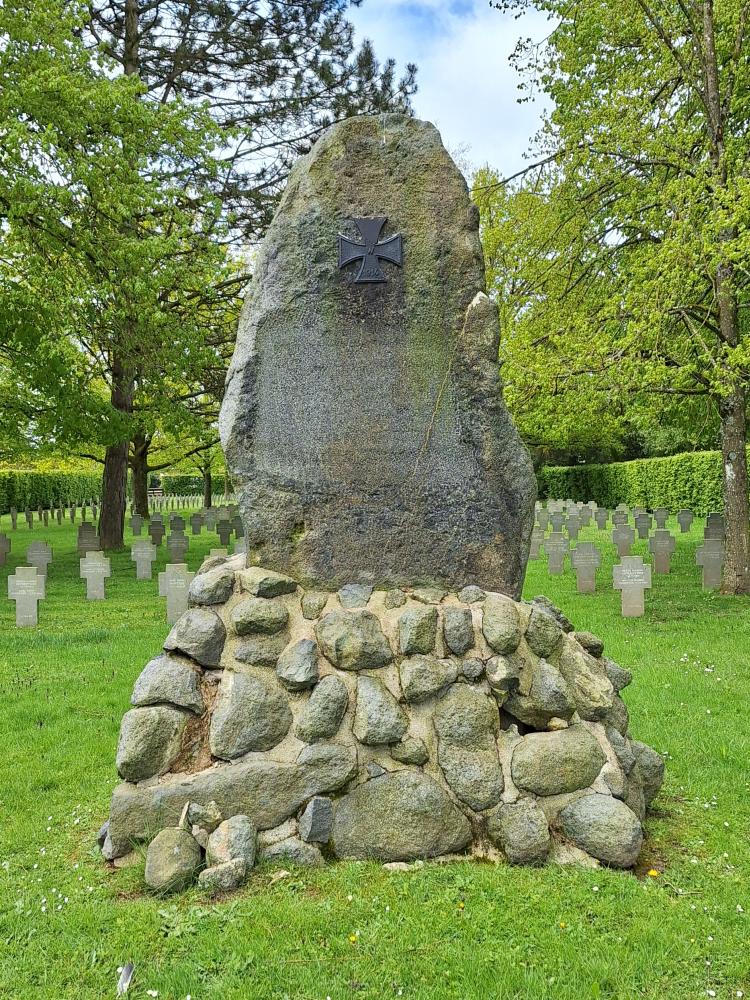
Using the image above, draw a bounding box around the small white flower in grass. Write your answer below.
[33,864,38,870]
[736,991,744,997]
[736,905,744,913]
[724,822,730,827]
[347,894,353,902]
[707,935,714,942]
[707,991,716,998]
[41,906,46,913]
[146,991,159,997]
[592,886,599,892]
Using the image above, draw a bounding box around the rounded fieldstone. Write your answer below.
[390,736,429,765]
[209,670,292,759]
[558,794,643,868]
[574,631,605,658]
[603,657,633,692]
[458,585,485,604]
[239,566,298,597]
[557,640,614,722]
[462,657,484,681]
[399,655,459,703]
[276,638,319,691]
[485,653,522,698]
[433,685,503,811]
[442,607,475,656]
[338,583,373,608]
[411,586,447,605]
[116,706,187,782]
[524,607,563,658]
[530,596,573,633]
[630,740,665,806]
[234,632,288,667]
[353,676,408,745]
[295,674,349,743]
[384,589,407,609]
[315,610,392,671]
[511,726,606,796]
[163,608,226,667]
[482,595,522,654]
[398,605,438,655]
[188,565,235,606]
[302,591,329,619]
[260,837,324,866]
[145,828,201,893]
[505,657,575,728]
[187,800,223,833]
[299,796,333,843]
[207,814,257,867]
[230,596,289,635]
[605,695,630,735]
[198,858,247,895]
[131,653,203,714]
[488,799,551,865]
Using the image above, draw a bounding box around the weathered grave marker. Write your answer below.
[10,507,18,530]
[148,521,166,546]
[704,513,726,541]
[677,509,694,533]
[613,556,652,617]
[649,529,676,574]
[25,508,32,528]
[42,509,49,527]
[0,533,10,566]
[529,526,544,559]
[26,541,52,578]
[131,540,157,581]
[536,509,549,532]
[549,512,565,533]
[216,520,233,546]
[612,510,629,528]
[158,563,195,624]
[545,532,569,575]
[190,513,203,536]
[167,532,189,562]
[571,542,602,593]
[8,566,45,626]
[653,508,669,529]
[77,525,101,556]
[594,507,609,530]
[80,552,111,600]
[130,514,144,536]
[634,512,652,539]
[696,538,724,589]
[579,506,591,527]
[612,524,635,558]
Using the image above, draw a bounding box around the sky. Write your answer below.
[348,0,550,180]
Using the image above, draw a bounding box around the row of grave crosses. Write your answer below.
[2,494,235,532]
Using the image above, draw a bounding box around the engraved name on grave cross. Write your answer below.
[696,538,724,589]
[158,563,195,624]
[613,556,652,618]
[131,540,157,581]
[80,552,111,600]
[545,532,569,575]
[649,529,676,574]
[571,542,602,593]
[8,566,45,626]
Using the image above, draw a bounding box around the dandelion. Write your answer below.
[559,921,567,929]
[457,901,465,910]
[349,933,357,944]
[647,869,660,878]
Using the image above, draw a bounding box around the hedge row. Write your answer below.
[152,474,205,495]
[0,471,102,514]
[537,447,742,515]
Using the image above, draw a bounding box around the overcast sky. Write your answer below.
[348,0,550,179]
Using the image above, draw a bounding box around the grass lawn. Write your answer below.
[0,511,748,1000]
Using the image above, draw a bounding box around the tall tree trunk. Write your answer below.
[719,384,750,594]
[203,463,213,508]
[99,362,133,550]
[131,432,150,518]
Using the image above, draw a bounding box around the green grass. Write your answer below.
[0,512,748,1000]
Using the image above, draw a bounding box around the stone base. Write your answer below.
[103,554,664,882]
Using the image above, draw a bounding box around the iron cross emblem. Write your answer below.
[338,217,403,283]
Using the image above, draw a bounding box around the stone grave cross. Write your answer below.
[594,507,609,530]
[8,566,45,626]
[612,524,635,558]
[653,508,669,529]
[190,513,204,536]
[649,529,676,574]
[571,542,602,593]
[677,509,694,534]
[566,512,580,541]
[80,552,111,600]
[545,532,569,575]
[167,532,189,562]
[148,520,166,546]
[704,513,726,541]
[696,538,724,589]
[158,563,195,623]
[216,519,233,546]
[26,541,53,578]
[613,556,652,618]
[131,540,157,581]
[130,514,144,536]
[529,525,544,560]
[634,512,652,540]
[0,533,10,567]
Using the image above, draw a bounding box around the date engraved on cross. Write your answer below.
[338,217,403,283]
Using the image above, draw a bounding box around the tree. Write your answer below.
[488,0,750,593]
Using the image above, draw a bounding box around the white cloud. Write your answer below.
[349,0,550,178]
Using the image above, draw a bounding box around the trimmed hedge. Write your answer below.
[152,474,205,495]
[537,448,741,515]
[0,471,102,514]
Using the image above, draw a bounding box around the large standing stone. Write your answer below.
[219,115,535,595]
[330,771,472,861]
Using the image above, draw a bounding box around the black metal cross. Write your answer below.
[338,217,403,283]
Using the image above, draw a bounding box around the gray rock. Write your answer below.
[398,606,438,655]
[630,740,665,806]
[302,591,329,619]
[299,797,333,843]
[206,814,257,867]
[295,674,349,743]
[433,685,503,811]
[260,837,324,866]
[353,676,408,745]
[188,565,235,606]
[107,743,357,857]
[198,858,247,895]
[485,653,522,698]
[163,608,226,667]
[367,762,387,778]
[144,828,201,893]
[210,669,292,759]
[338,583,373,608]
[482,595,522,654]
[623,765,647,821]
[411,587,447,605]
[234,632,288,667]
[116,706,187,782]
[524,607,563,658]
[488,800,550,865]
[530,596,574,633]
[559,794,643,868]
[443,607,474,655]
[602,658,633,692]
[574,631,604,658]
[505,658,575,728]
[511,726,606,796]
[315,610,392,671]
[96,820,109,849]
[188,800,223,833]
[399,655,459,703]
[131,653,203,714]
[390,736,429,765]
[458,585,485,604]
[230,596,289,635]
[605,695,630,735]
[238,566,298,598]
[462,657,484,681]
[219,116,535,596]
[556,638,614,722]
[606,727,636,775]
[276,638,319,691]
[384,589,407,609]
[330,770,472,861]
